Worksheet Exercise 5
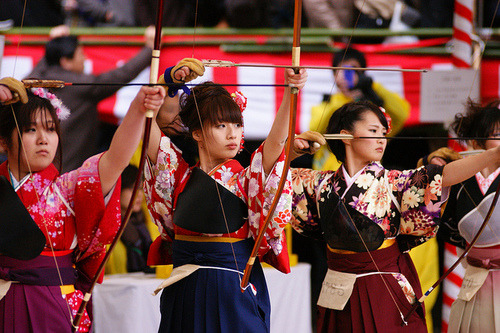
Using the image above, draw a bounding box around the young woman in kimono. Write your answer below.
[437,99,500,333]
[0,77,165,332]
[290,101,500,332]
[142,58,307,332]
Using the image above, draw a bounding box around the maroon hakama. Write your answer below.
[317,243,427,333]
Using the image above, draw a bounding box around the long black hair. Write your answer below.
[451,99,500,149]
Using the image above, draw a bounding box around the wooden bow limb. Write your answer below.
[239,0,302,292]
[402,179,500,325]
[202,59,428,73]
[71,0,165,330]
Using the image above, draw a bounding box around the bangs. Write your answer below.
[32,107,56,128]
[19,93,58,132]
[204,94,243,126]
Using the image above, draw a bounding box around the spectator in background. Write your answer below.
[0,0,65,26]
[65,0,136,27]
[269,0,296,28]
[225,0,271,28]
[309,47,410,171]
[303,0,354,30]
[354,0,395,29]
[419,0,454,27]
[27,25,155,173]
[134,0,225,27]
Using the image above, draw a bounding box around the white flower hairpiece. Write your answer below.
[31,88,70,120]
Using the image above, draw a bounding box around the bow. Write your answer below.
[6,1,77,329]
[239,0,303,291]
[403,178,500,322]
[71,1,166,330]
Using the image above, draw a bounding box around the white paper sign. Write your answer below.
[420,69,480,123]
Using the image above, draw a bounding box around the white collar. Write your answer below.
[342,164,366,189]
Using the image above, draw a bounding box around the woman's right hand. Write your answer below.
[0,77,28,104]
[292,131,326,160]
[171,58,205,83]
[0,85,13,103]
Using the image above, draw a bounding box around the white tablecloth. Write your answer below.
[93,263,311,333]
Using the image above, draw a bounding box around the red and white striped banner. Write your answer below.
[452,0,474,67]
[441,2,475,330]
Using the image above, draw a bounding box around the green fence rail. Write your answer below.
[4,27,500,56]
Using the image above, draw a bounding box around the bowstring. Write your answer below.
[8,0,75,326]
[309,0,408,320]
[312,0,367,133]
[189,0,243,279]
[448,0,500,264]
[401,0,500,321]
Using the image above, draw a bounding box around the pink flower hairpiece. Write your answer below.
[231,91,247,152]
[31,88,70,121]
[379,106,392,134]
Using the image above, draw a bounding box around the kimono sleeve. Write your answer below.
[290,168,331,240]
[71,153,122,283]
[240,144,292,273]
[143,134,189,265]
[392,164,446,251]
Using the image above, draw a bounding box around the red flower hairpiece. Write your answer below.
[379,107,392,134]
[231,91,247,152]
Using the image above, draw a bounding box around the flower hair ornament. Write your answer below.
[379,106,392,135]
[231,91,247,152]
[31,88,70,120]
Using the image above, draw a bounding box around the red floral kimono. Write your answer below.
[0,154,121,332]
[144,134,292,271]
[142,134,292,332]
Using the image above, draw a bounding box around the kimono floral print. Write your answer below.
[291,101,500,332]
[290,161,447,332]
[0,80,165,333]
[144,135,292,265]
[292,162,444,253]
[143,61,306,333]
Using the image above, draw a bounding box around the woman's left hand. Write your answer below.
[285,68,308,91]
[133,85,166,116]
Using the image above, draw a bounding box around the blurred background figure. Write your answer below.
[309,47,410,171]
[64,0,136,27]
[27,25,155,172]
[303,0,354,30]
[0,0,65,26]
[119,164,154,273]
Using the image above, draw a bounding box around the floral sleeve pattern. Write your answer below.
[390,164,445,250]
[238,145,293,259]
[290,168,333,240]
[143,135,189,242]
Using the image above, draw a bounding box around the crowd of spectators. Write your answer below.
[1,0,499,29]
